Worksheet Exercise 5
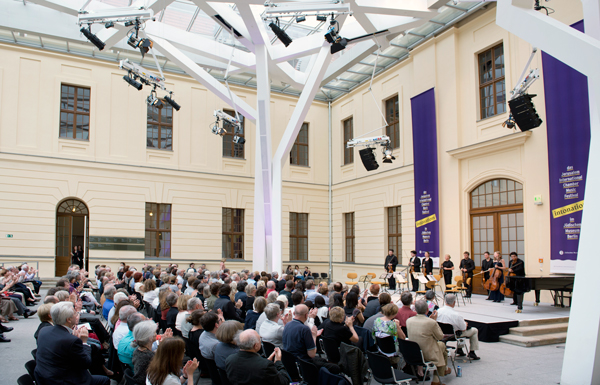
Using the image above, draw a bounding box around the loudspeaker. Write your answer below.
[508,94,543,132]
[359,148,379,171]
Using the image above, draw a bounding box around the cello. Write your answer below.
[500,261,523,297]
[483,264,502,292]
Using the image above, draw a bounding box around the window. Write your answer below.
[479,43,506,119]
[290,212,308,261]
[222,208,244,259]
[145,203,171,258]
[290,123,309,166]
[147,101,173,150]
[222,109,244,158]
[387,206,402,264]
[60,84,90,140]
[343,117,354,165]
[345,213,355,262]
[385,95,400,149]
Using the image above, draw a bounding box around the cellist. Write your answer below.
[481,252,494,299]
[488,251,506,303]
[459,251,475,298]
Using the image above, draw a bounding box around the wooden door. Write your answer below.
[56,215,71,276]
[471,214,496,294]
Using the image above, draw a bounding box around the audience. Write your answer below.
[146,337,198,385]
[214,320,243,369]
[198,311,222,360]
[113,305,137,347]
[363,292,392,331]
[436,294,480,360]
[117,312,147,367]
[362,284,381,319]
[213,284,244,322]
[320,306,359,347]
[281,304,317,361]
[259,303,292,347]
[245,296,266,330]
[33,303,53,341]
[395,291,417,328]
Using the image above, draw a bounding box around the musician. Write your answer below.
[488,252,505,303]
[459,252,475,298]
[481,252,494,299]
[441,255,453,288]
[384,249,398,292]
[508,252,526,312]
[422,252,433,277]
[409,250,421,292]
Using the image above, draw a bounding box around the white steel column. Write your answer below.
[496,1,600,383]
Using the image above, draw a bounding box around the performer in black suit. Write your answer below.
[422,252,434,276]
[508,252,527,312]
[481,251,494,299]
[384,249,398,291]
[408,250,421,292]
[459,251,475,298]
[441,254,454,288]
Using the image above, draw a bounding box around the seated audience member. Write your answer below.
[363,293,392,331]
[43,295,59,304]
[436,294,480,360]
[213,284,244,322]
[186,310,205,362]
[181,297,202,338]
[108,292,129,329]
[244,284,257,312]
[132,320,159,385]
[146,337,198,385]
[343,291,365,326]
[259,303,292,347]
[0,295,18,322]
[118,312,147,367]
[113,305,137,348]
[165,293,179,331]
[184,277,197,296]
[175,294,191,332]
[304,281,318,303]
[362,284,381,319]
[102,285,116,320]
[235,281,248,303]
[198,312,223,360]
[214,320,243,369]
[372,303,406,365]
[279,281,294,306]
[321,306,359,348]
[34,303,54,341]
[395,291,417,328]
[266,280,277,296]
[142,279,157,304]
[281,304,317,361]
[406,300,451,385]
[314,296,328,322]
[35,302,109,385]
[206,283,220,310]
[245,296,266,330]
[226,330,290,385]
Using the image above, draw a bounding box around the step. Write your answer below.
[499,332,567,347]
[518,317,570,327]
[509,323,569,337]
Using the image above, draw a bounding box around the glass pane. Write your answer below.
[479,50,492,83]
[515,189,523,204]
[487,229,494,242]
[501,214,507,227]
[500,179,507,191]
[507,180,515,190]
[509,227,516,240]
[159,205,171,229]
[146,203,158,229]
[502,241,509,254]
[487,242,494,253]
[66,113,74,138]
[501,228,508,240]
[516,213,524,227]
[474,242,480,255]
[494,45,504,78]
[479,195,485,207]
[508,191,515,205]
[487,216,494,228]
[493,193,500,206]
[472,196,478,208]
[480,229,486,242]
[508,213,516,227]
[500,192,508,206]
[473,229,479,241]
[485,194,492,207]
[473,216,479,229]
[517,241,525,254]
[517,226,524,240]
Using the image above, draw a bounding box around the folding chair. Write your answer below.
[297,357,320,385]
[217,367,234,385]
[456,279,470,305]
[312,273,321,285]
[280,348,302,382]
[378,273,390,291]
[345,273,359,286]
[321,273,330,284]
[318,367,352,385]
[375,336,396,356]
[24,360,36,379]
[319,337,341,364]
[124,368,137,385]
[415,281,436,300]
[353,325,375,352]
[366,351,412,384]
[368,272,386,288]
[262,340,276,358]
[453,329,473,365]
[31,349,37,361]
[437,322,457,374]
[17,374,35,385]
[397,339,437,384]
[205,358,222,385]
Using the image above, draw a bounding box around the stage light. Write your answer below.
[382,148,395,164]
[164,95,181,111]
[331,38,347,54]
[211,123,226,136]
[316,15,327,22]
[147,91,163,109]
[508,94,542,131]
[124,20,135,27]
[80,26,105,50]
[233,135,245,144]
[105,21,114,29]
[127,36,153,57]
[296,16,306,23]
[123,74,143,90]
[359,148,379,171]
[269,21,293,47]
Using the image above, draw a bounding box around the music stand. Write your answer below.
[425,275,444,302]
[383,272,395,293]
[394,272,408,294]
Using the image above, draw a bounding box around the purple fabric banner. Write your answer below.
[411,88,440,266]
[542,20,590,272]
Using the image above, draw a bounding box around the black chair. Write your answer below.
[320,273,329,283]
[297,357,320,385]
[123,368,137,385]
[375,336,396,356]
[205,358,222,385]
[280,348,301,382]
[366,351,412,384]
[353,325,374,352]
[262,341,276,358]
[24,360,36,379]
[317,367,352,385]
[397,339,436,383]
[217,367,234,385]
[319,337,340,364]
[144,301,155,319]
[437,322,458,375]
[17,374,35,385]
[400,326,408,338]
[31,349,37,361]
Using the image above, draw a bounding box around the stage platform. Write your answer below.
[390,292,570,342]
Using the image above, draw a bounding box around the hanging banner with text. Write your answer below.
[542,20,590,274]
[411,88,440,267]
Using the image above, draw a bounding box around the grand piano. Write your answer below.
[505,275,575,307]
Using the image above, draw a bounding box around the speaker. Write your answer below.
[508,94,543,132]
[359,148,379,171]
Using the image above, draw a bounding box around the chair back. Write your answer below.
[321,273,329,279]
[318,367,352,385]
[347,273,357,280]
[217,367,234,385]
[24,360,36,378]
[297,357,320,385]
[397,339,426,366]
[425,281,436,290]
[320,337,341,364]
[366,351,395,384]
[437,322,455,335]
[400,326,408,338]
[353,325,374,351]
[123,368,137,385]
[31,349,37,361]
[367,273,377,279]
[375,336,396,355]
[262,341,276,358]
[17,374,35,385]
[205,358,222,385]
[280,348,301,382]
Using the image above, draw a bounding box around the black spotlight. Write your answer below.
[164,95,181,111]
[508,94,543,131]
[123,75,143,90]
[330,37,347,54]
[105,22,114,29]
[80,27,105,50]
[316,15,327,22]
[296,16,306,23]
[233,135,246,144]
[359,148,379,171]
[269,21,293,47]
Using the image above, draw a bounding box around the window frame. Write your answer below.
[290,123,309,167]
[60,84,91,141]
[289,212,308,261]
[222,109,245,159]
[222,208,245,259]
[387,206,402,264]
[146,101,174,150]
[345,212,355,262]
[145,203,172,258]
[478,43,506,119]
[385,95,400,149]
[343,117,354,165]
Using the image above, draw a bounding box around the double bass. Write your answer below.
[500,261,523,297]
[483,264,502,292]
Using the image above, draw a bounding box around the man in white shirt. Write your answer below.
[107,292,128,329]
[112,305,137,347]
[259,304,292,347]
[436,294,480,360]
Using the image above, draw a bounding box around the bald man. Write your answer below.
[225,330,289,385]
[281,304,318,361]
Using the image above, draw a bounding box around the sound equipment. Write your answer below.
[508,94,542,131]
[359,148,379,171]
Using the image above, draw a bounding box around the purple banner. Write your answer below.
[542,20,590,272]
[411,88,440,266]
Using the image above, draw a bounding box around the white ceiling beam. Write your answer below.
[354,0,439,19]
[321,40,378,84]
[269,34,325,63]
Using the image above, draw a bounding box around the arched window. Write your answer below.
[469,179,524,294]
[56,199,89,276]
[57,199,89,215]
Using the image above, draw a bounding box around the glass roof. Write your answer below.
[0,0,486,101]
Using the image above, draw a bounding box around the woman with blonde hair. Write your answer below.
[175,294,191,333]
[146,337,198,385]
[214,320,243,369]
